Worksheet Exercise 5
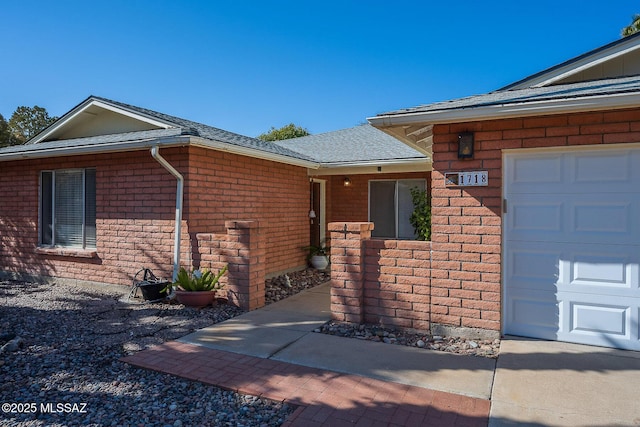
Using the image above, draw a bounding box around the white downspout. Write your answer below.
[150,146,183,282]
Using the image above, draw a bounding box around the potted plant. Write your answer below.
[302,242,330,270]
[164,265,228,308]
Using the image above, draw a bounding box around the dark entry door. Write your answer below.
[310,182,321,247]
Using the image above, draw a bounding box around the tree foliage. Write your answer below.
[257,123,310,141]
[7,105,57,144]
[0,114,18,148]
[622,14,640,37]
[409,187,431,241]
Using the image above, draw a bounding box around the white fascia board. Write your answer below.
[1,135,320,168]
[531,45,640,88]
[189,137,320,169]
[309,159,431,176]
[0,136,191,161]
[29,99,175,145]
[368,92,640,127]
[89,100,175,129]
[505,37,640,90]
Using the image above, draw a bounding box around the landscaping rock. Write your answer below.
[317,321,500,358]
[0,279,294,426]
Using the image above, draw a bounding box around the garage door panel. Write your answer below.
[573,151,632,185]
[508,194,638,245]
[507,244,560,291]
[508,149,640,194]
[510,199,562,235]
[510,154,563,187]
[569,301,629,337]
[506,290,560,339]
[570,193,638,243]
[567,252,639,291]
[504,148,640,351]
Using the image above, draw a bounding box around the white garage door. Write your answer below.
[504,147,640,350]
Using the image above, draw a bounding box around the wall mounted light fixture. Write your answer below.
[458,132,474,159]
[343,177,351,187]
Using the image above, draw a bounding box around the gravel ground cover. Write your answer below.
[264,269,500,358]
[0,280,294,427]
[316,321,500,358]
[264,269,330,305]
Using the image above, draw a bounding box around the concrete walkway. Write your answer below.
[490,338,640,427]
[123,282,640,426]
[177,283,495,400]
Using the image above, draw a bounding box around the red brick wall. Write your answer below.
[330,108,640,337]
[184,146,308,274]
[0,146,309,287]
[0,150,179,286]
[318,172,431,224]
[363,239,431,331]
[430,107,640,333]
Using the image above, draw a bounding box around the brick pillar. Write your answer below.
[223,220,265,311]
[329,222,374,324]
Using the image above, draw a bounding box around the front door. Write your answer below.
[310,181,321,247]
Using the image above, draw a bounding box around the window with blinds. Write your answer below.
[369,179,426,239]
[40,169,96,248]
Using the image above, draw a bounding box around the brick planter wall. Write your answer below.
[329,222,431,331]
[196,220,265,310]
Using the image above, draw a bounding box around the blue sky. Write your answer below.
[1,1,638,137]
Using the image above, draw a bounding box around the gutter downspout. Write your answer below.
[150,146,183,282]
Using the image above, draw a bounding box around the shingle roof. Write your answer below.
[86,96,315,162]
[376,75,640,118]
[273,124,427,163]
[0,128,184,155]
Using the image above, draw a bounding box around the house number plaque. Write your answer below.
[445,171,488,187]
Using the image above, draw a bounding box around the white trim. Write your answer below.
[502,141,640,156]
[309,161,430,176]
[0,137,191,161]
[90,100,174,129]
[189,137,320,169]
[368,91,640,127]
[0,135,321,169]
[29,99,175,145]
[505,36,640,90]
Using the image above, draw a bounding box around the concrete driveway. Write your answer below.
[490,337,640,426]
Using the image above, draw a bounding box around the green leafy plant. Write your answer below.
[409,187,431,241]
[165,265,228,292]
[301,241,330,261]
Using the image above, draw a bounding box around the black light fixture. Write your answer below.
[343,177,351,187]
[458,132,474,159]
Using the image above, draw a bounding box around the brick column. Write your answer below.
[223,220,265,311]
[329,222,374,324]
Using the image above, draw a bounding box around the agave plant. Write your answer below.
[166,265,228,292]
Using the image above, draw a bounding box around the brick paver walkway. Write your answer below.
[122,341,490,426]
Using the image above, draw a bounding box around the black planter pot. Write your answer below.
[139,280,168,302]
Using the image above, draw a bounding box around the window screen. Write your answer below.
[40,169,96,248]
[369,179,426,239]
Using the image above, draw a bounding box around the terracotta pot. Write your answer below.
[174,290,216,308]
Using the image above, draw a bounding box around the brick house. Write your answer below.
[0,96,428,310]
[359,32,640,350]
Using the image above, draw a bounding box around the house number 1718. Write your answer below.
[445,171,488,187]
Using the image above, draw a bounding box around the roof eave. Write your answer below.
[0,135,321,169]
[28,97,176,145]
[309,158,431,176]
[189,137,320,169]
[501,32,640,90]
[0,136,192,162]
[368,92,640,127]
